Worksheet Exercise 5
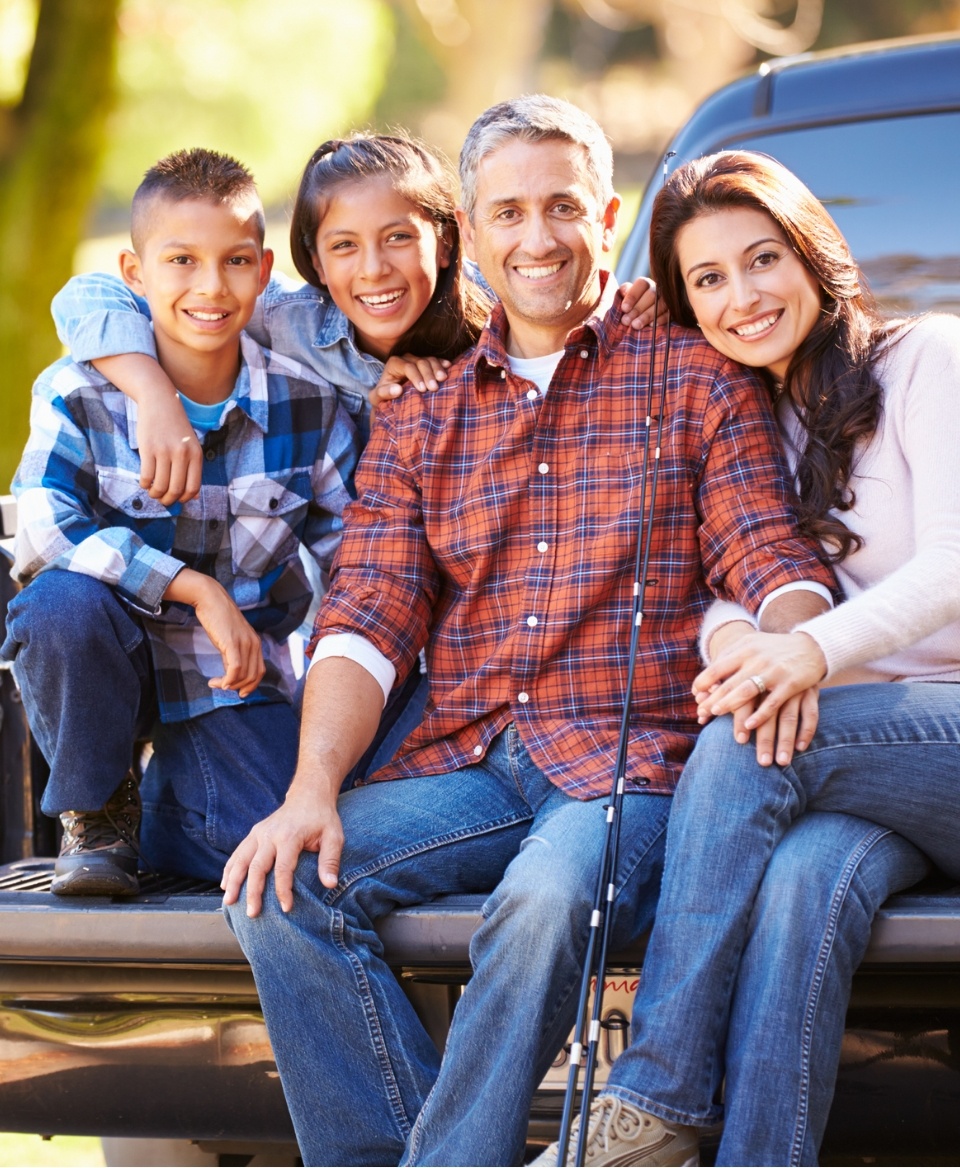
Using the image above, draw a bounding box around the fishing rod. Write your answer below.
[555,154,675,1168]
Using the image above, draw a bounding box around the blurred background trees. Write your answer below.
[0,0,958,487]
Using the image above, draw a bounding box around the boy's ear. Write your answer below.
[118,249,145,295]
[258,247,274,294]
[455,208,476,263]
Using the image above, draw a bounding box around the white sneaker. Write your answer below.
[530,1095,699,1166]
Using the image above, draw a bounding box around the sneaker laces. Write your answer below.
[563,1096,645,1163]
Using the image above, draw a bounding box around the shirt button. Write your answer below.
[473,744,483,757]
[526,616,538,627]
[517,691,530,703]
[269,498,279,510]
[579,349,589,359]
[537,541,548,552]
[538,463,549,475]
[204,448,216,462]
[500,369,507,379]
[131,498,143,511]
[209,518,220,530]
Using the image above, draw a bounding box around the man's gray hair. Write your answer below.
[459,94,615,218]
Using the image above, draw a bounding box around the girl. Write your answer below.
[541,151,960,1166]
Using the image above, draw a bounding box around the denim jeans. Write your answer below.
[605,682,954,1165]
[2,571,298,880]
[225,724,670,1167]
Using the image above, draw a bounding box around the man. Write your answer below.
[221,96,835,1167]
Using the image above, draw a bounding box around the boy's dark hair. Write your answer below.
[290,132,490,362]
[131,148,265,251]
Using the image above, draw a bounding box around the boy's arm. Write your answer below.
[302,403,363,588]
[52,273,201,505]
[13,376,184,614]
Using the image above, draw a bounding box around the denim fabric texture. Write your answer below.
[604,682,955,1165]
[2,571,299,879]
[225,725,670,1167]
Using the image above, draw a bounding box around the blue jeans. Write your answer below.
[225,725,670,1167]
[2,571,298,880]
[605,682,954,1165]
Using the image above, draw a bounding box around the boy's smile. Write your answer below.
[120,197,272,403]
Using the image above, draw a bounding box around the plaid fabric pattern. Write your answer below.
[314,278,836,797]
[14,333,359,722]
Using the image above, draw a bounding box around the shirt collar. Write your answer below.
[471,270,620,392]
[122,332,268,447]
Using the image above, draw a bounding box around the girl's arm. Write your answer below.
[52,274,200,504]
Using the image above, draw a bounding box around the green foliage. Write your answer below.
[101,0,395,209]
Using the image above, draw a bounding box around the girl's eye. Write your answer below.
[387,231,414,243]
[330,240,355,252]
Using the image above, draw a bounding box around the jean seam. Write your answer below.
[184,718,218,849]
[326,811,532,905]
[788,823,892,1167]
[330,907,413,1141]
[603,1083,718,1127]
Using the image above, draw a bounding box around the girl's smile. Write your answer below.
[311,175,451,361]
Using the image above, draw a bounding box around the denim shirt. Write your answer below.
[52,272,382,442]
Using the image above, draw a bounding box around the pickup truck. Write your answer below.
[2,32,960,1168]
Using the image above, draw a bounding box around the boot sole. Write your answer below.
[51,865,140,897]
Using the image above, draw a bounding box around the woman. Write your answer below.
[539,151,960,1166]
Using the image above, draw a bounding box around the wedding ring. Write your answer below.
[750,674,767,696]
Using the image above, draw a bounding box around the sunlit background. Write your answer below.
[0,0,958,488]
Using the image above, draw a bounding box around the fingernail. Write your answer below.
[736,732,748,744]
[778,751,789,764]
[760,753,772,766]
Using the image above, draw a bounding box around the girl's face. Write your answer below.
[311,175,451,360]
[675,206,822,382]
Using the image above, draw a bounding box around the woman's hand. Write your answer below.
[370,354,451,409]
[693,630,828,733]
[723,687,821,767]
[617,277,670,330]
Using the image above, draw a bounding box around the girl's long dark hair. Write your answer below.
[650,150,900,562]
[290,133,490,362]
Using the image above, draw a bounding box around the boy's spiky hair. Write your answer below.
[131,147,265,250]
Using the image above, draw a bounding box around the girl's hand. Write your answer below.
[370,354,451,409]
[136,392,203,505]
[693,630,827,732]
[617,277,670,330]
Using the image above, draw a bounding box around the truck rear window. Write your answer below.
[729,110,960,316]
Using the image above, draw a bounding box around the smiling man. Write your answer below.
[221,97,835,1168]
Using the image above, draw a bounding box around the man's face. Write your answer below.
[456,138,619,356]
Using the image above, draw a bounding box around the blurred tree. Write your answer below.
[0,0,121,490]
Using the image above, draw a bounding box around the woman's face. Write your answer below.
[311,175,451,360]
[675,206,822,382]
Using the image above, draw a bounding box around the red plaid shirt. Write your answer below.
[312,278,835,797]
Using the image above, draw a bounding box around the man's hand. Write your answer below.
[221,788,344,916]
[91,354,202,505]
[617,277,670,330]
[164,569,264,697]
[370,354,451,410]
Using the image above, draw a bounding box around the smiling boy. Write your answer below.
[2,149,359,895]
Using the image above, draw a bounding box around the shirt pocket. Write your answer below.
[227,471,311,578]
[97,468,176,550]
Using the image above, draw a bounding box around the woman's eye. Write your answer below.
[695,271,721,288]
[754,250,779,268]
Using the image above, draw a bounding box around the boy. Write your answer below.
[1,149,359,896]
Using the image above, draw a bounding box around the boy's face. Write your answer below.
[120,196,272,360]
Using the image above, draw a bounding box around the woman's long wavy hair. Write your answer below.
[650,150,899,561]
[290,133,490,362]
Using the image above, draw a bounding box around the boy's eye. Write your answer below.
[169,255,193,265]
[227,256,251,265]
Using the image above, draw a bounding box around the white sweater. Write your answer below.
[703,314,960,685]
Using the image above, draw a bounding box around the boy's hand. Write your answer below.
[91,354,203,505]
[137,393,203,505]
[618,277,669,330]
[370,354,451,409]
[164,570,265,697]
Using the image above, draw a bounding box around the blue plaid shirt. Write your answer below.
[12,333,360,722]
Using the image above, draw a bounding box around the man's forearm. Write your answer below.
[291,657,386,804]
[759,587,830,633]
